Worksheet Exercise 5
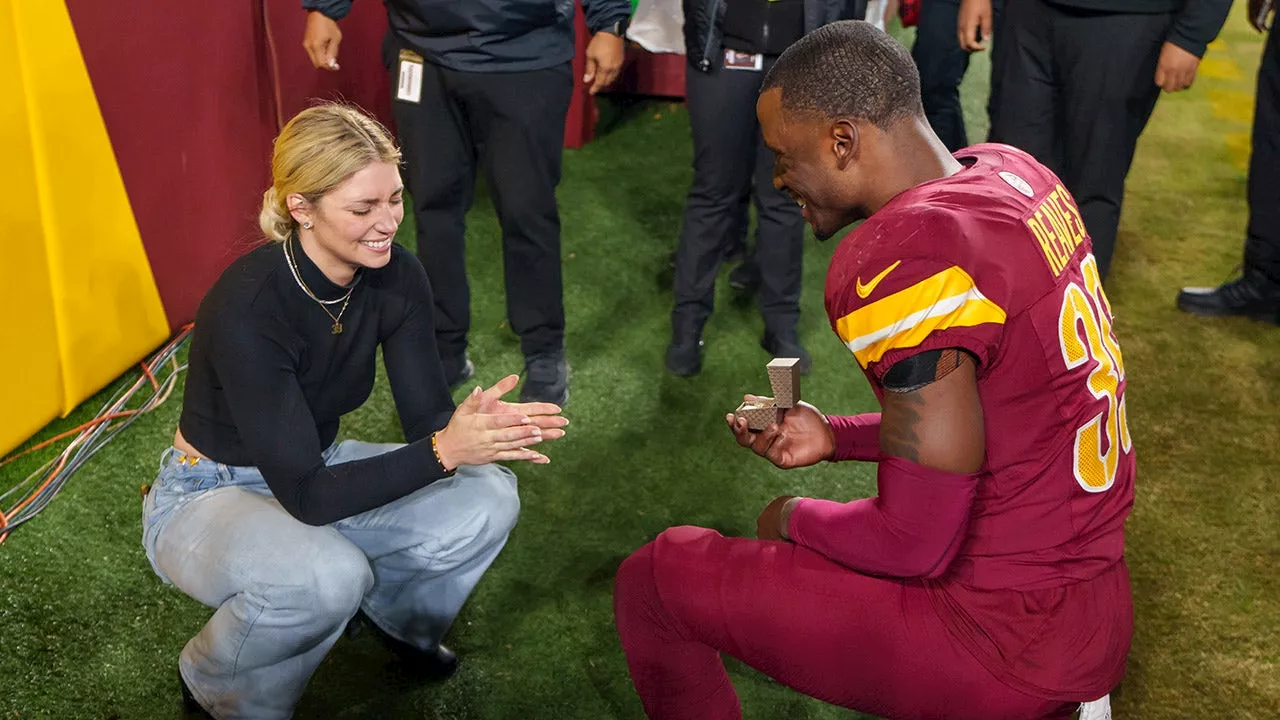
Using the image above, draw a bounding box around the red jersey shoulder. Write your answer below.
[825,206,1009,375]
[958,145,1094,278]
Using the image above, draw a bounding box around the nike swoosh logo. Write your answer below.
[855,260,902,299]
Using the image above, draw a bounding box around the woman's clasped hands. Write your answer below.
[433,374,568,470]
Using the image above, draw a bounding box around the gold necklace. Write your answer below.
[283,237,355,335]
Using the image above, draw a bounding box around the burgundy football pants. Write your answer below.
[613,526,1077,720]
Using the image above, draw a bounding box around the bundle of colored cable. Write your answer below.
[0,325,192,545]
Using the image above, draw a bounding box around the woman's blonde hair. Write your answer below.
[258,103,402,243]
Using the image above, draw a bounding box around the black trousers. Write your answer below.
[671,57,805,341]
[1246,25,1280,287]
[912,0,1006,152]
[391,50,573,363]
[990,0,1169,280]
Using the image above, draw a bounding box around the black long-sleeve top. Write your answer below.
[1046,0,1232,57]
[178,240,455,526]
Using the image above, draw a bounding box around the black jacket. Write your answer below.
[305,0,632,72]
[1045,0,1232,58]
[682,0,865,72]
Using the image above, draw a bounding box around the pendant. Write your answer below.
[331,321,343,335]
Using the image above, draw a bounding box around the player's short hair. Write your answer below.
[761,20,924,130]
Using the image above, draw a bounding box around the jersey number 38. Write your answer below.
[1058,255,1132,493]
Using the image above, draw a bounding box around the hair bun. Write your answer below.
[258,186,294,243]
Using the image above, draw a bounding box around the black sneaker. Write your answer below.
[761,334,812,375]
[520,351,569,405]
[442,353,475,390]
[179,670,213,718]
[1176,270,1280,324]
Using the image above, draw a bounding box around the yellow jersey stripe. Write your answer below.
[835,266,1007,368]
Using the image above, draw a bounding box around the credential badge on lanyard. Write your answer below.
[397,49,424,103]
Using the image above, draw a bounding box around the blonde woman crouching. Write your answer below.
[141,103,567,719]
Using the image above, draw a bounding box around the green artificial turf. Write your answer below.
[2,10,1276,718]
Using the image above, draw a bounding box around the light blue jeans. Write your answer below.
[141,440,520,719]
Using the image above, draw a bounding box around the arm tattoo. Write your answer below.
[879,391,925,463]
[878,349,976,463]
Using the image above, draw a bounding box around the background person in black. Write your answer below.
[911,0,1005,153]
[667,0,862,377]
[962,0,1232,281]
[140,105,568,719]
[1178,0,1280,323]
[302,0,633,407]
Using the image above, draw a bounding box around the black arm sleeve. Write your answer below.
[582,0,633,33]
[210,314,449,527]
[381,254,457,443]
[1168,0,1232,57]
[302,0,354,21]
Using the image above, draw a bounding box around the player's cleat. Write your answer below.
[1077,693,1111,720]
[1176,270,1280,324]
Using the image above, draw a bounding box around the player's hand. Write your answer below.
[434,375,567,468]
[1154,41,1200,92]
[303,11,343,71]
[1248,0,1275,32]
[756,495,798,541]
[726,399,835,469]
[957,0,995,52]
[584,31,625,95]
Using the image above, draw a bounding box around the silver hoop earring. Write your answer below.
[302,222,313,230]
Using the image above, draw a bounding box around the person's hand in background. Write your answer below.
[958,0,995,52]
[584,31,625,95]
[1154,42,1200,93]
[1249,0,1275,32]
[303,11,343,71]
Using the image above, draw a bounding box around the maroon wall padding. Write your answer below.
[65,0,393,329]
[564,3,597,149]
[65,1,603,329]
[262,0,393,130]
[617,47,686,99]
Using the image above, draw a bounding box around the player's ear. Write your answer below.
[831,118,859,170]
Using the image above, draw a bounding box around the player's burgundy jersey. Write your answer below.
[824,144,1135,698]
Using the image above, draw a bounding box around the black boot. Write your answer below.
[728,259,761,300]
[441,351,475,390]
[519,350,569,406]
[1176,269,1280,324]
[665,316,706,376]
[349,611,459,681]
[761,333,812,375]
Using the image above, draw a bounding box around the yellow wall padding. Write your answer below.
[0,1,64,457]
[1,0,170,457]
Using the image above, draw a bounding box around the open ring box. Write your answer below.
[734,358,801,431]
